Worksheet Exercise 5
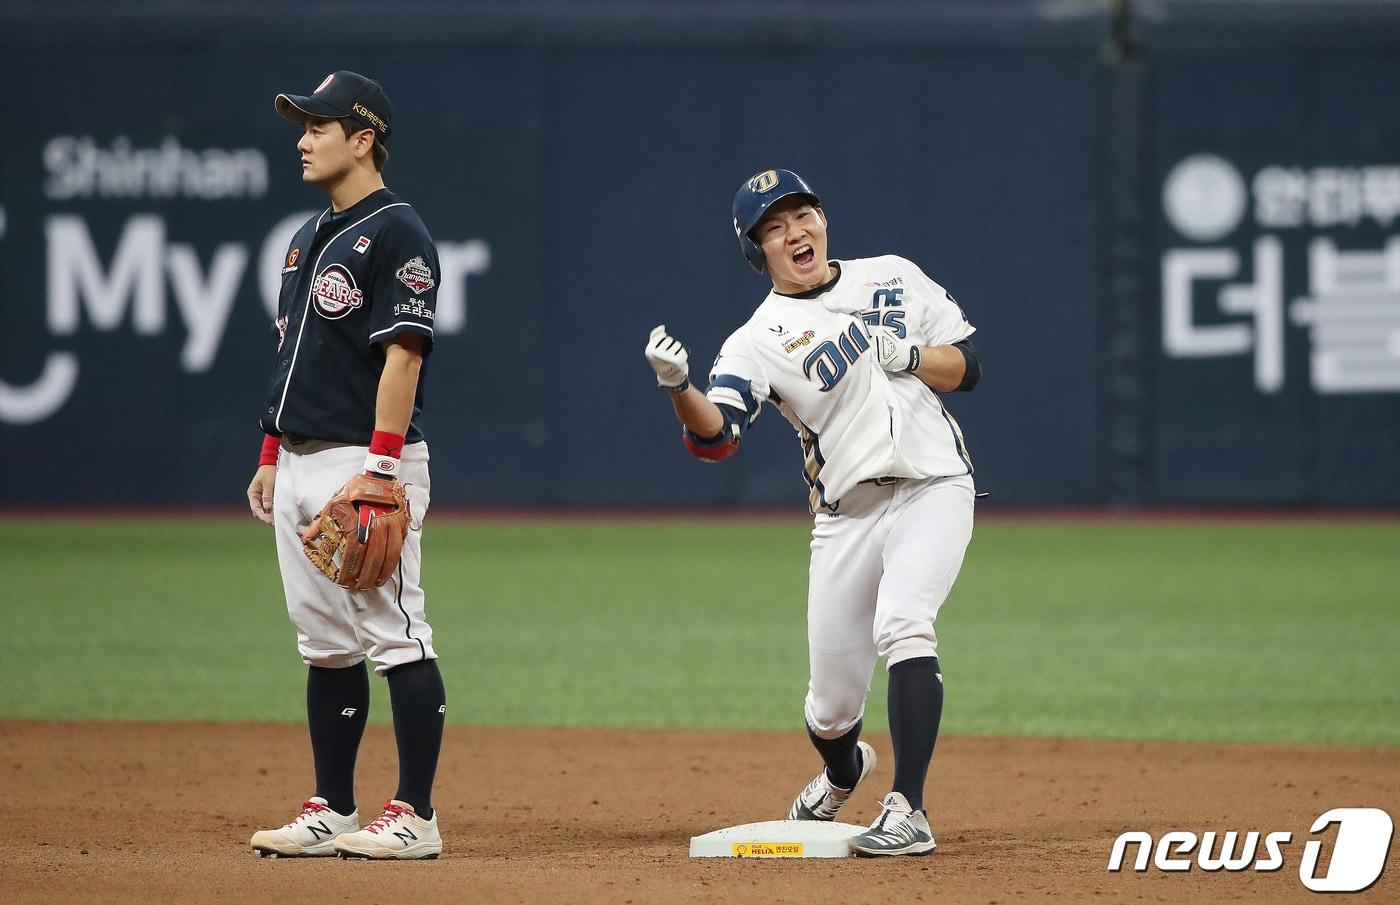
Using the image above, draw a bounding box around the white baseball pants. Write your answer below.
[272,440,437,674]
[803,473,974,738]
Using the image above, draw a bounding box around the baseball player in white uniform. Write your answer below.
[644,169,981,856]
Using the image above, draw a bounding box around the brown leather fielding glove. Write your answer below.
[301,474,411,591]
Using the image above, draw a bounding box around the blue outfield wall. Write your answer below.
[1,1,1398,508]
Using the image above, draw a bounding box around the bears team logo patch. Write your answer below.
[311,264,364,319]
[395,256,436,295]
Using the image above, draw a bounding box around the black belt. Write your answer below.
[279,433,354,454]
[859,476,900,486]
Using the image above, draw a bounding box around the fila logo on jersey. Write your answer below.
[312,265,364,319]
[395,257,435,295]
[353,235,371,255]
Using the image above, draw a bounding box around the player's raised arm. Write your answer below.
[645,324,747,461]
[645,323,723,432]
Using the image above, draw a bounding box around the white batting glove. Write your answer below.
[872,326,921,374]
[645,324,691,391]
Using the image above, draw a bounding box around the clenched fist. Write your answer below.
[872,326,920,374]
[645,324,691,390]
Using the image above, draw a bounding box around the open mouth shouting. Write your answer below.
[793,243,815,267]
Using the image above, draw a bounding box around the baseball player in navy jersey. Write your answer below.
[244,71,446,860]
[644,170,981,856]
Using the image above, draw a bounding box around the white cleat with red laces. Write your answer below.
[250,797,359,857]
[333,799,442,860]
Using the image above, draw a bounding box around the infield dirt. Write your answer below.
[3,722,1397,904]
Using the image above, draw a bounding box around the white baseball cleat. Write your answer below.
[333,799,442,860]
[787,740,876,821]
[250,797,359,857]
[848,792,937,856]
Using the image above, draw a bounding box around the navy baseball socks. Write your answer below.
[808,719,865,790]
[306,660,445,820]
[386,658,446,820]
[844,657,944,856]
[306,663,370,816]
[887,655,944,811]
[791,721,875,821]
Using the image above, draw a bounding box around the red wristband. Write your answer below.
[366,430,406,477]
[369,430,405,459]
[258,434,280,467]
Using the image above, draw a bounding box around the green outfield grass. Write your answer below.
[2,516,1397,745]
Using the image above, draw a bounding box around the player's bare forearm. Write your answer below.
[911,344,967,394]
[667,384,726,439]
[374,334,425,436]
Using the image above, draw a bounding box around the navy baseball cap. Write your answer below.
[276,71,393,141]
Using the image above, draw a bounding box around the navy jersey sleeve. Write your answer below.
[366,216,439,351]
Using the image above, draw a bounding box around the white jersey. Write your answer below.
[707,255,974,512]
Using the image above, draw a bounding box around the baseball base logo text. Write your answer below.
[732,842,803,858]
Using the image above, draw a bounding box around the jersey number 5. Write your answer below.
[860,309,906,339]
[863,287,907,338]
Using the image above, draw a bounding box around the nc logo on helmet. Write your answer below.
[749,170,780,193]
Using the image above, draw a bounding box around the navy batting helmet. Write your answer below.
[732,169,821,273]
